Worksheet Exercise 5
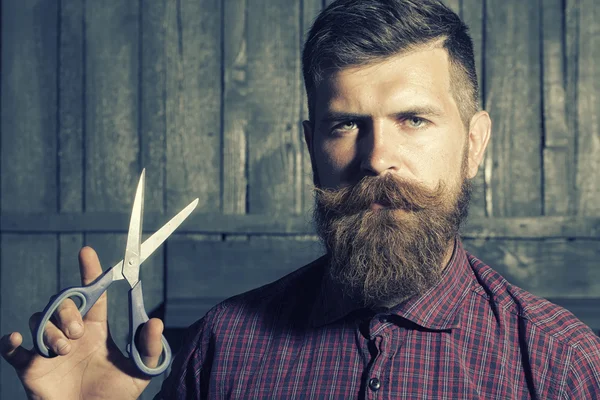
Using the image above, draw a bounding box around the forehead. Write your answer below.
[314,47,457,118]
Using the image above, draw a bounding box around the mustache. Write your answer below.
[313,174,446,216]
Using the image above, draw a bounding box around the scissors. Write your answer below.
[33,169,198,376]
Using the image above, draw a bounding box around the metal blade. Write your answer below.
[111,197,199,282]
[122,169,145,287]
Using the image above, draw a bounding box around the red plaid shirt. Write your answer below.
[159,240,600,399]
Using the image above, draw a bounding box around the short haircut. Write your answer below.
[302,0,479,127]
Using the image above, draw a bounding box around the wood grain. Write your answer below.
[1,0,58,212]
[485,0,543,217]
[165,0,221,214]
[59,0,84,213]
[246,0,303,214]
[141,0,167,214]
[85,0,140,208]
[542,0,573,216]
[222,0,248,215]
[460,0,487,218]
[0,0,58,398]
[301,0,324,214]
[571,0,600,215]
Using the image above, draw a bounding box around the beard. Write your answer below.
[313,160,472,308]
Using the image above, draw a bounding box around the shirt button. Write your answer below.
[368,377,381,391]
[379,316,388,323]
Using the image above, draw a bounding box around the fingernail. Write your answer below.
[56,339,70,352]
[68,322,83,337]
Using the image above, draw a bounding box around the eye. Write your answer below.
[331,120,359,134]
[405,117,428,129]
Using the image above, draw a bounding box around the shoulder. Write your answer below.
[467,252,600,348]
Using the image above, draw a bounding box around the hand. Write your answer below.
[0,247,165,400]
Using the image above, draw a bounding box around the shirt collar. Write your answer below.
[310,238,473,330]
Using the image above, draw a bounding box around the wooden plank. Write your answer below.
[301,0,324,214]
[0,0,58,398]
[1,235,57,399]
[543,147,570,215]
[141,0,167,214]
[1,0,58,212]
[463,239,600,298]
[85,0,140,205]
[165,235,323,327]
[485,0,542,217]
[59,0,84,213]
[164,0,221,214]
[246,0,302,214]
[571,0,600,215]
[222,0,248,214]
[2,213,600,239]
[542,0,573,216]
[460,0,487,218]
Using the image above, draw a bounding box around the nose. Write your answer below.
[359,120,401,176]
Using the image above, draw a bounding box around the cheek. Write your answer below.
[317,139,356,171]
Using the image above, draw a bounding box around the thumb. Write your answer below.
[137,318,165,369]
[0,332,33,371]
[78,246,107,322]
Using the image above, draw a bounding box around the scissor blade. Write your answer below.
[122,169,145,287]
[111,197,199,282]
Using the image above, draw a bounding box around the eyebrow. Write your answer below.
[320,106,445,123]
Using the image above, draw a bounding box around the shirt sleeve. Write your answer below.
[157,316,213,399]
[563,333,600,399]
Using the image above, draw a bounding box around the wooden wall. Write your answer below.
[0,0,598,398]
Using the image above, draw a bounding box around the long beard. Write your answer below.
[313,168,472,308]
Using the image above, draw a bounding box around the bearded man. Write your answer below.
[2,0,600,399]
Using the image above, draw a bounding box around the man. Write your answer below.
[2,0,600,398]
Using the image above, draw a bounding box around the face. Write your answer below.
[304,46,491,307]
[306,46,484,192]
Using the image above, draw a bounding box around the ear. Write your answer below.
[466,111,491,179]
[302,120,321,187]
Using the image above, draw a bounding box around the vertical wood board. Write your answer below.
[246,0,303,214]
[223,0,249,215]
[301,0,324,214]
[460,0,487,218]
[141,0,167,214]
[85,0,140,208]
[484,0,543,217]
[165,0,221,214]
[0,0,58,212]
[573,0,600,215]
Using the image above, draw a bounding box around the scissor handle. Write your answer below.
[34,270,114,358]
[127,280,172,376]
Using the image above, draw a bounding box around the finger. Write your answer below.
[136,318,164,369]
[29,312,71,356]
[0,332,33,370]
[53,298,85,340]
[78,246,107,322]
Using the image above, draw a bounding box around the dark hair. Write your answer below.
[302,0,478,126]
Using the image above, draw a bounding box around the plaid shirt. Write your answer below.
[159,240,600,399]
